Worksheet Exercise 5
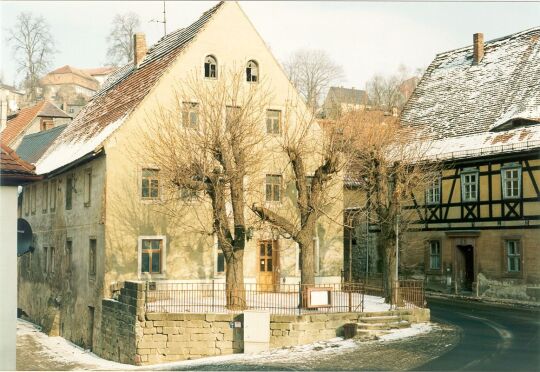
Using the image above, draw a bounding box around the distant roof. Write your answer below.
[16,124,67,164]
[0,83,23,94]
[41,65,100,91]
[82,67,117,76]
[0,142,40,185]
[325,87,368,106]
[36,1,225,175]
[1,100,70,146]
[401,27,540,139]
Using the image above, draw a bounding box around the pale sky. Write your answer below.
[1,1,539,89]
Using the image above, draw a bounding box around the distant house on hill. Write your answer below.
[41,65,100,100]
[0,100,71,148]
[322,86,369,119]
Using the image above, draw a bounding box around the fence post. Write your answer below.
[348,290,352,313]
[298,284,302,316]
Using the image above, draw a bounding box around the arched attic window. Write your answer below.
[246,60,259,82]
[204,55,217,78]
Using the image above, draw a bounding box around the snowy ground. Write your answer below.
[17,317,432,371]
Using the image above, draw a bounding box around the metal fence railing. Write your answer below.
[144,282,367,315]
[392,280,425,309]
[142,279,426,315]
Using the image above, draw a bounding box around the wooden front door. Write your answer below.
[258,240,279,291]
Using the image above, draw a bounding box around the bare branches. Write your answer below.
[284,49,344,112]
[106,12,141,66]
[8,12,56,102]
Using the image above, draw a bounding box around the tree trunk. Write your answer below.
[225,249,245,310]
[299,238,315,287]
[381,225,397,304]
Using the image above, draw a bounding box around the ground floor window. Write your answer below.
[429,240,441,270]
[138,236,166,275]
[505,240,521,273]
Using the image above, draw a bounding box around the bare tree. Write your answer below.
[366,64,423,113]
[8,12,56,103]
[345,111,439,303]
[283,49,344,113]
[139,68,270,309]
[106,12,141,66]
[251,100,349,288]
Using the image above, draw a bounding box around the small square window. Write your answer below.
[429,240,441,270]
[142,169,160,200]
[461,171,478,202]
[265,174,282,202]
[141,239,162,274]
[83,169,92,206]
[42,182,49,213]
[426,177,441,204]
[50,180,57,212]
[266,110,281,134]
[66,175,73,210]
[505,240,521,273]
[89,239,97,277]
[502,167,521,199]
[182,102,199,129]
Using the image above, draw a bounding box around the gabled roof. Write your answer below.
[1,100,70,146]
[401,27,540,139]
[16,124,67,164]
[36,1,225,175]
[0,142,41,185]
[325,87,368,106]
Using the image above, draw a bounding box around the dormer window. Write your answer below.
[204,55,217,78]
[246,60,259,82]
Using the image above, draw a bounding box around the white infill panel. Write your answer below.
[243,310,270,354]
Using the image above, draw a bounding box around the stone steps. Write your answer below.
[345,310,413,340]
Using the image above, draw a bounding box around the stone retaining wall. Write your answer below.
[97,281,429,366]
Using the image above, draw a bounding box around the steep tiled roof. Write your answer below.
[16,124,67,164]
[37,1,224,175]
[401,27,540,139]
[0,142,40,185]
[1,101,70,146]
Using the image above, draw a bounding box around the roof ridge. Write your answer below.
[436,26,540,57]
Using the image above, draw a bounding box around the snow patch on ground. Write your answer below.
[18,318,433,370]
[17,319,133,370]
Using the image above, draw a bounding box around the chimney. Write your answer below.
[133,33,147,67]
[473,33,484,64]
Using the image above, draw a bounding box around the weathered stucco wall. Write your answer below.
[18,156,106,348]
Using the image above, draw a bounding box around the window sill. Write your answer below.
[138,273,167,280]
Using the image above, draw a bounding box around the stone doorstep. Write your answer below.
[357,315,400,324]
[356,320,410,331]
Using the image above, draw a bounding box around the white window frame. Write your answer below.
[140,167,161,202]
[265,174,282,202]
[204,55,217,79]
[461,169,478,202]
[501,165,521,199]
[266,109,281,135]
[246,60,259,83]
[181,102,199,130]
[426,177,441,205]
[505,240,521,273]
[137,235,167,279]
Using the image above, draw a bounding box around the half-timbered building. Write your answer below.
[399,28,540,300]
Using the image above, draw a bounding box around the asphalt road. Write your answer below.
[415,297,540,371]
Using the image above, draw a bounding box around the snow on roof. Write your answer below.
[35,2,224,175]
[421,123,540,161]
[401,27,540,139]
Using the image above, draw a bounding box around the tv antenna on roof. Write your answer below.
[149,1,167,37]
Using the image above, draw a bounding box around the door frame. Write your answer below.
[445,231,480,294]
[257,239,280,291]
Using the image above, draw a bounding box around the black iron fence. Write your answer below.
[144,282,367,315]
[142,279,426,315]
